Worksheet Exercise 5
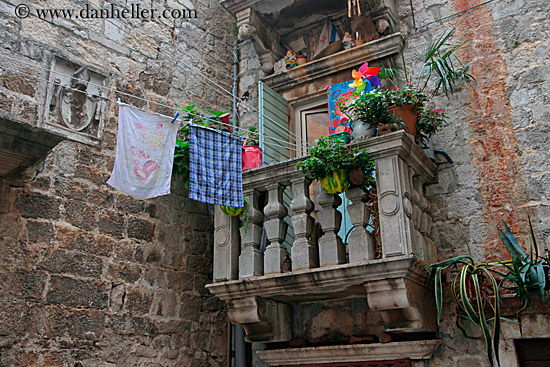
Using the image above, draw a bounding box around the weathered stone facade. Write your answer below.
[218,0,550,366]
[0,0,234,366]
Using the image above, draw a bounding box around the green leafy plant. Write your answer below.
[296,136,375,191]
[238,126,259,146]
[341,89,399,129]
[413,28,475,97]
[427,252,503,367]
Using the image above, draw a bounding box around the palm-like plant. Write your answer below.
[415,28,475,97]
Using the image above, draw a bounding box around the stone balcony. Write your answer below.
[206,131,439,343]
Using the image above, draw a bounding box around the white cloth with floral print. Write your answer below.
[107,104,179,199]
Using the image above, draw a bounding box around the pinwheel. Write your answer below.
[349,62,381,93]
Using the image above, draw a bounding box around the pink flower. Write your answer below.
[441,110,445,113]
[435,109,439,113]
[393,86,397,90]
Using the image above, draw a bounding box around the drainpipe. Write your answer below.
[231,37,247,367]
[232,39,239,127]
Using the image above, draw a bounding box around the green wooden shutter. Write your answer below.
[258,81,294,252]
[258,81,290,165]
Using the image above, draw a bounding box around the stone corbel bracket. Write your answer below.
[364,261,436,333]
[227,296,291,343]
[236,8,285,72]
[365,0,399,35]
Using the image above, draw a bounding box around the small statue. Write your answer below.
[285,50,297,69]
[342,32,356,50]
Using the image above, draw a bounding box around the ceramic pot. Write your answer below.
[351,120,377,139]
[388,104,419,136]
[320,170,349,194]
[220,205,244,216]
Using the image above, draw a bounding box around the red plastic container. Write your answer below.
[242,139,263,170]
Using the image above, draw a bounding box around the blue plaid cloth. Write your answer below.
[189,124,243,207]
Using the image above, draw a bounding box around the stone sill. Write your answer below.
[206,255,425,303]
[256,340,442,366]
[262,33,405,92]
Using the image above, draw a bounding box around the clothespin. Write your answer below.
[171,112,179,124]
[117,97,121,104]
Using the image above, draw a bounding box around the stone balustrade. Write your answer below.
[208,131,438,343]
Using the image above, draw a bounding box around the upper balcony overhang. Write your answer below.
[263,33,404,93]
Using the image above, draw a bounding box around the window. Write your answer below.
[515,338,550,366]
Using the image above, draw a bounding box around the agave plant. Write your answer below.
[499,217,547,311]
[427,218,548,367]
[427,252,503,367]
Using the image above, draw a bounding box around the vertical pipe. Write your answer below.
[234,325,247,367]
[232,39,239,127]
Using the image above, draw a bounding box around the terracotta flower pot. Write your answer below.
[388,104,419,136]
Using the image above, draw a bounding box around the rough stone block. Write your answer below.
[39,249,103,278]
[99,210,126,239]
[46,275,109,309]
[107,262,143,284]
[15,192,61,220]
[127,216,155,241]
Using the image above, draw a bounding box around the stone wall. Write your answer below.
[397,0,550,364]
[0,0,234,366]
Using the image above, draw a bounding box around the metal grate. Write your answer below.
[282,359,411,367]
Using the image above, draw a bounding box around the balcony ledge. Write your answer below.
[207,255,436,342]
[256,340,442,366]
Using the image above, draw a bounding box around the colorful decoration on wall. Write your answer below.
[285,50,297,69]
[326,62,380,136]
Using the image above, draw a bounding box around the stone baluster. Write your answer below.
[347,187,376,263]
[290,176,317,270]
[263,183,289,274]
[239,189,264,278]
[317,187,345,266]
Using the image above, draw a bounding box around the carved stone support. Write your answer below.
[317,188,345,266]
[235,7,285,74]
[214,206,240,281]
[365,272,436,333]
[290,176,317,270]
[263,183,289,274]
[239,189,264,278]
[227,296,291,343]
[364,0,398,35]
[347,187,376,263]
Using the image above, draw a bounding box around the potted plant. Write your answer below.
[341,89,400,138]
[296,136,375,194]
[238,126,263,170]
[341,28,473,142]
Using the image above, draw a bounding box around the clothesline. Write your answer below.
[0,56,308,153]
[54,0,311,148]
